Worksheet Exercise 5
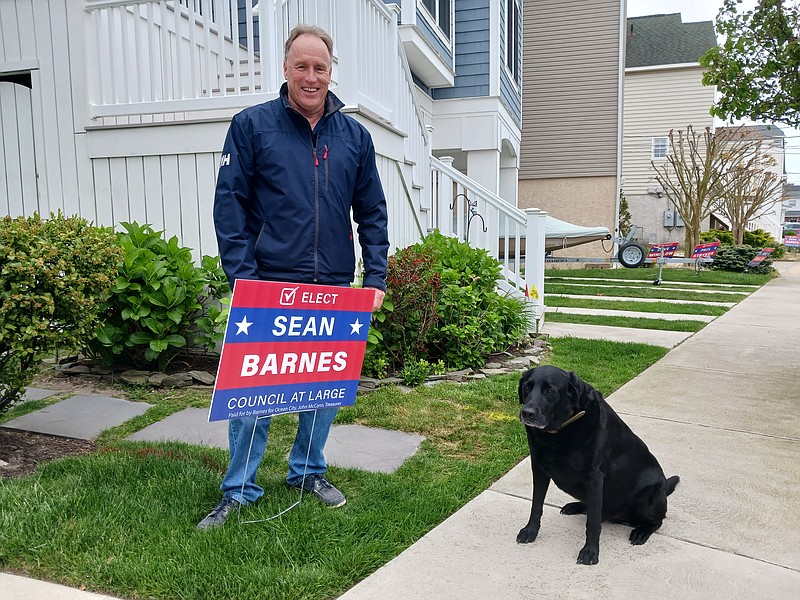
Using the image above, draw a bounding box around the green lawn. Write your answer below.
[545,267,773,285]
[0,339,667,600]
[544,311,707,332]
[0,265,774,600]
[545,282,749,303]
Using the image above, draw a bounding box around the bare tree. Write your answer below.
[714,151,787,244]
[651,126,753,251]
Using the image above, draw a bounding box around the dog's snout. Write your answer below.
[520,406,547,429]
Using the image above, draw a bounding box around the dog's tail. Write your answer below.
[666,475,680,496]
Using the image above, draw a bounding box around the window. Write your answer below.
[652,137,668,159]
[506,0,521,84]
[422,0,451,40]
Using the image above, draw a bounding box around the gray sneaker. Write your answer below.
[197,497,240,530]
[292,474,346,508]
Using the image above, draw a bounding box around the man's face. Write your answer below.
[284,34,332,121]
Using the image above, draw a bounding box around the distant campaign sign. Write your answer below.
[208,281,374,422]
[647,242,679,259]
[747,247,775,268]
[691,242,720,259]
[784,236,800,248]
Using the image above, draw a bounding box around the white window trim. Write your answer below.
[504,0,521,88]
[418,0,454,48]
[652,137,668,159]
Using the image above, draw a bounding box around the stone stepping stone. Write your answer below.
[325,424,425,474]
[2,395,151,440]
[127,407,228,449]
[21,388,59,402]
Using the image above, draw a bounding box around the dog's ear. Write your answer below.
[567,371,584,402]
[569,371,603,410]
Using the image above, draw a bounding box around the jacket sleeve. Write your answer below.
[213,114,259,288]
[351,131,389,291]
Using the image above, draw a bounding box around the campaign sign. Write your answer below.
[784,236,800,248]
[747,247,775,267]
[690,242,720,259]
[208,280,374,422]
[647,242,679,259]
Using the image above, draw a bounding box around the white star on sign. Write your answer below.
[350,318,364,335]
[235,316,253,335]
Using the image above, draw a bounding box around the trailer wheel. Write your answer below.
[618,242,646,268]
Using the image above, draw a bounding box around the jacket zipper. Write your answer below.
[312,135,320,283]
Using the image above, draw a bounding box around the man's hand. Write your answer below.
[365,287,385,312]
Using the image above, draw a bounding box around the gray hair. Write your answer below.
[284,24,334,63]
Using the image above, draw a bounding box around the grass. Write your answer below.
[546,278,758,291]
[0,265,773,599]
[545,296,729,316]
[544,311,707,332]
[0,339,667,600]
[545,267,773,285]
[545,283,749,303]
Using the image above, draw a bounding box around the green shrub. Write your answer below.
[702,228,784,261]
[0,213,121,412]
[401,357,431,386]
[83,222,230,371]
[700,229,734,245]
[710,244,774,274]
[367,231,531,375]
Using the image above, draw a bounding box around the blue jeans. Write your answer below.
[220,407,339,504]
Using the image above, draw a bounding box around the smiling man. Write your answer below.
[203,24,389,529]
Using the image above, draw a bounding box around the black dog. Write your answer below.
[516,365,679,565]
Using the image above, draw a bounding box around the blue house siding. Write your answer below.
[432,2,490,99]
[416,7,455,65]
[500,0,521,124]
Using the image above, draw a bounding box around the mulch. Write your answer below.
[0,427,95,478]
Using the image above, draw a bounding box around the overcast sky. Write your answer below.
[627,0,728,22]
[627,0,799,184]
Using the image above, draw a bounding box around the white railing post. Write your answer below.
[333,4,358,106]
[524,207,547,330]
[437,156,455,236]
[260,0,281,92]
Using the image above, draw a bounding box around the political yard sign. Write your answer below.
[208,280,374,422]
[647,242,679,259]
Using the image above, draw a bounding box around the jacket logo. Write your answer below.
[219,153,231,167]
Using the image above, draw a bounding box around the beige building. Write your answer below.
[519,0,624,262]
[621,13,717,248]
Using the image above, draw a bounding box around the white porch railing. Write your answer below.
[83,0,429,189]
[431,156,545,328]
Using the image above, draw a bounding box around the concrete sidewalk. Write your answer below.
[338,261,800,600]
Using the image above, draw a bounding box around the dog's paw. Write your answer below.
[576,546,599,565]
[516,526,540,544]
[629,526,655,546]
[560,502,587,515]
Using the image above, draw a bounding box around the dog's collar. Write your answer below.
[546,410,586,434]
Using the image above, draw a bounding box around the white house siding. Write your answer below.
[0,0,90,219]
[622,65,715,246]
[622,65,715,195]
[0,81,38,215]
[518,0,622,262]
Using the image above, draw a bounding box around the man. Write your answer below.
[199,24,388,529]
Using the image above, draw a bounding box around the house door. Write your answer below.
[0,73,39,216]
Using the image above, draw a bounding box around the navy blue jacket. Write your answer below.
[213,84,389,291]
